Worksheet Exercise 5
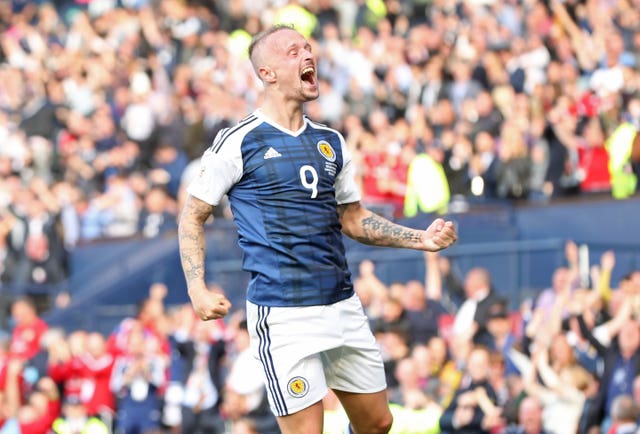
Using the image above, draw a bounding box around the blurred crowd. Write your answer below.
[2,241,640,434]
[1,0,640,290]
[1,0,640,432]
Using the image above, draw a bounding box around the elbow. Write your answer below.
[340,222,357,240]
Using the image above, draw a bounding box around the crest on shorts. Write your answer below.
[287,376,309,398]
[317,141,336,162]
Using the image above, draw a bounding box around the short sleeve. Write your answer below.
[334,135,361,205]
[186,133,243,206]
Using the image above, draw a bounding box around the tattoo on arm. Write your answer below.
[339,202,422,248]
[357,213,422,248]
[178,196,214,289]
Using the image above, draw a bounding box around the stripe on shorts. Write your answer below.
[256,305,288,416]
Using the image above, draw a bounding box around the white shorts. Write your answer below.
[246,294,386,416]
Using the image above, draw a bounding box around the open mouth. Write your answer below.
[301,66,316,87]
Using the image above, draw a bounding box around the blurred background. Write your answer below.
[1,0,640,433]
[0,0,638,332]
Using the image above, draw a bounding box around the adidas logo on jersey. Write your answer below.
[263,147,282,159]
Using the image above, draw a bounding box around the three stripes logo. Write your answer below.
[264,147,282,159]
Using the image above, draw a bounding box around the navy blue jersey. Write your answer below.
[188,110,361,307]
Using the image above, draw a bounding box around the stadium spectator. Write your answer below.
[389,356,436,412]
[495,121,532,200]
[606,97,640,199]
[427,335,463,407]
[174,309,226,434]
[401,252,448,346]
[403,144,451,217]
[500,396,550,434]
[607,394,639,434]
[372,295,412,345]
[47,329,87,403]
[576,117,612,194]
[51,394,109,434]
[137,185,178,239]
[110,321,168,434]
[221,318,279,434]
[387,357,444,433]
[6,183,66,286]
[108,283,171,360]
[534,240,580,319]
[9,296,48,361]
[0,358,60,434]
[150,142,190,201]
[578,303,640,433]
[82,332,116,426]
[0,1,640,433]
[408,343,439,401]
[452,266,501,344]
[522,339,589,434]
[481,300,521,377]
[439,345,503,434]
[352,259,388,320]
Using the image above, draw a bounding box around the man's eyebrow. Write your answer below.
[285,39,309,51]
[285,41,300,50]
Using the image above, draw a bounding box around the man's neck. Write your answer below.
[260,97,305,132]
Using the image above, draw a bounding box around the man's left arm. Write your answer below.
[337,201,457,252]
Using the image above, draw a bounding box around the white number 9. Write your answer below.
[299,165,318,198]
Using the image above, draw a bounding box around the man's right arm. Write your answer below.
[178,194,231,320]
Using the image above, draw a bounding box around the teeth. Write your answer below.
[302,67,314,75]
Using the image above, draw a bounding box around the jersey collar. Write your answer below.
[254,109,308,137]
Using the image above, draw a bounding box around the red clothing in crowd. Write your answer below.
[569,92,600,119]
[49,356,86,401]
[107,318,170,357]
[10,318,48,360]
[81,353,116,415]
[0,354,10,389]
[361,150,408,217]
[578,144,611,192]
[0,355,24,392]
[48,354,115,416]
[19,399,61,434]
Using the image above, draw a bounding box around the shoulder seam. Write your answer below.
[306,119,341,136]
[209,115,259,153]
[305,117,329,129]
[306,119,344,146]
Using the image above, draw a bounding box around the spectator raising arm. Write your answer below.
[425,251,443,302]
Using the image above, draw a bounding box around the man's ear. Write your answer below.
[258,66,276,83]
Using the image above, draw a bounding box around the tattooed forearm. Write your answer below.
[179,226,206,283]
[356,213,423,248]
[178,196,214,290]
[339,202,423,248]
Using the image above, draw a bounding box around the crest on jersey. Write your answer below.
[317,141,336,162]
[287,376,309,398]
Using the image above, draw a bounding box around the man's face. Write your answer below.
[520,404,542,434]
[619,320,640,354]
[261,29,319,102]
[466,348,489,382]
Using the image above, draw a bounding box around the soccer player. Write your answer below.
[178,25,458,434]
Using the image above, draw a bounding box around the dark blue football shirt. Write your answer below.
[187,110,361,307]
